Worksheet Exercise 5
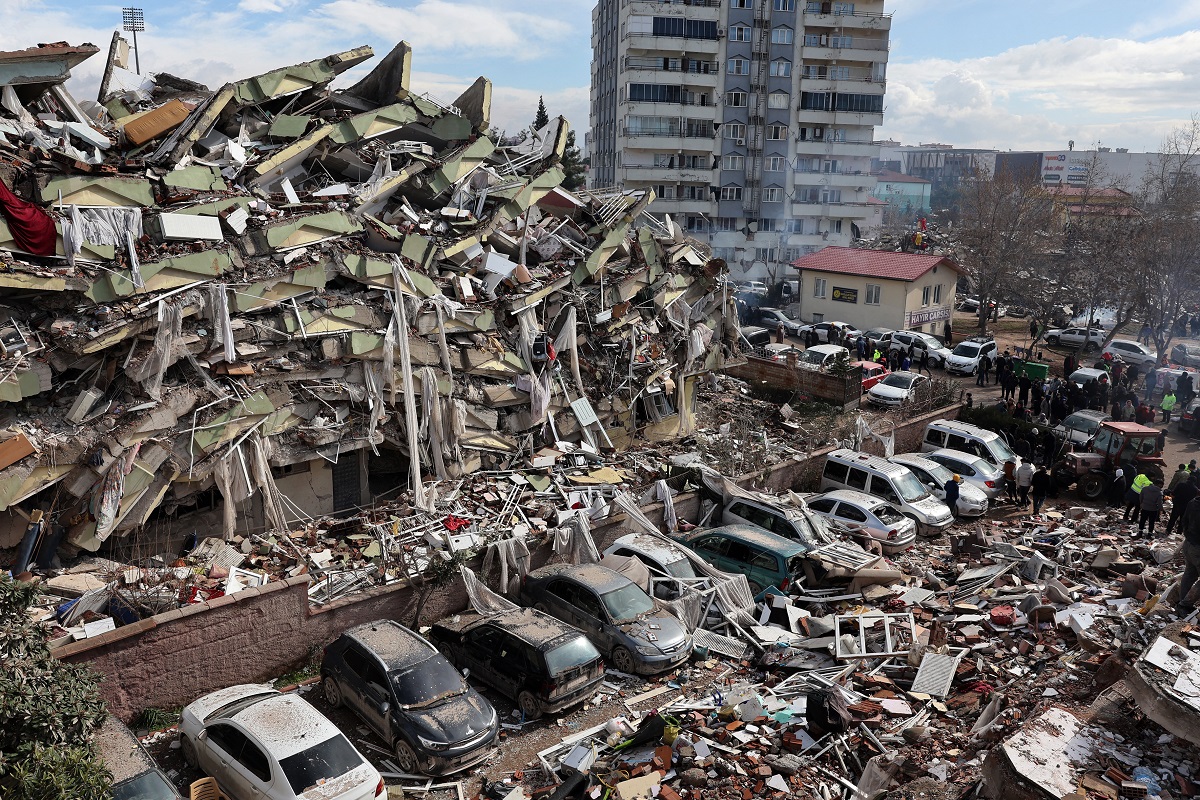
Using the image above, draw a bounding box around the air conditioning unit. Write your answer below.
[735,138,746,146]
[717,26,725,36]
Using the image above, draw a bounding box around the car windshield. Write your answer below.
[952,343,980,357]
[663,558,697,579]
[544,636,602,676]
[391,656,467,707]
[600,583,656,623]
[278,734,364,796]
[893,471,931,501]
[918,334,941,349]
[916,460,954,485]
[1064,413,1103,434]
[987,436,1016,463]
[873,504,905,524]
[113,772,179,800]
[881,374,915,388]
[800,350,829,365]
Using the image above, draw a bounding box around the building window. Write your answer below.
[767,124,788,140]
[628,83,682,103]
[731,0,752,7]
[713,217,737,232]
[712,247,736,260]
[795,157,818,172]
[833,2,855,13]
[819,188,841,203]
[832,128,847,141]
[723,123,747,140]
[685,216,708,232]
[813,278,827,298]
[865,283,881,305]
[934,284,942,304]
[805,1,822,10]
[754,247,778,261]
[831,219,842,233]
[812,312,824,322]
[762,187,783,202]
[921,285,931,307]
[728,58,749,75]
[757,218,779,232]
[765,156,786,171]
[720,185,744,201]
[729,25,751,41]
[771,27,794,44]
[768,91,789,109]
[770,60,792,77]
[773,0,795,10]
[722,154,745,171]
[829,65,851,80]
[830,34,854,48]
[725,91,748,107]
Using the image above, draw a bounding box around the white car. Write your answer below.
[1067,367,1108,388]
[867,371,930,407]
[888,330,951,367]
[803,490,917,555]
[923,448,1005,500]
[762,343,804,362]
[798,321,859,344]
[888,452,989,517]
[799,344,850,369]
[1044,327,1106,351]
[944,337,997,376]
[1103,339,1157,370]
[181,684,383,800]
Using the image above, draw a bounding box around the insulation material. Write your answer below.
[126,301,183,399]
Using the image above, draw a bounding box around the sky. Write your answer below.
[1,0,1199,153]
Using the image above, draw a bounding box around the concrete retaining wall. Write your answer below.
[58,403,961,721]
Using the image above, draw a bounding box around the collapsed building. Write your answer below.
[0,39,734,580]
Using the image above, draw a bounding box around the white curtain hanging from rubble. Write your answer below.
[390,275,430,511]
[687,322,714,367]
[90,443,142,543]
[212,453,249,542]
[655,479,678,532]
[552,510,600,564]
[419,366,448,480]
[855,415,894,457]
[482,536,531,596]
[61,204,84,267]
[425,294,461,384]
[515,306,540,366]
[249,434,289,532]
[460,565,521,615]
[552,305,586,396]
[528,368,552,425]
[205,284,236,364]
[126,301,183,400]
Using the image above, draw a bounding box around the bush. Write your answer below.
[959,405,1037,440]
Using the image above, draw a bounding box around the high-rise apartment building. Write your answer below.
[588,0,890,281]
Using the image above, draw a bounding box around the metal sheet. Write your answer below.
[910,650,964,697]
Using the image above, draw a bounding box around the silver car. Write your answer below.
[1053,410,1111,447]
[803,490,917,555]
[923,448,1005,500]
[888,452,989,517]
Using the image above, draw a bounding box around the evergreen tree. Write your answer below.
[533,96,549,131]
[561,130,587,192]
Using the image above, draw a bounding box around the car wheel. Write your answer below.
[1079,473,1105,500]
[746,580,764,595]
[1047,336,1059,345]
[181,734,198,768]
[517,690,544,720]
[323,676,344,709]
[393,738,423,775]
[611,646,638,674]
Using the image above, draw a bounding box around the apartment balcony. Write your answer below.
[793,138,880,157]
[790,198,875,219]
[800,39,889,64]
[619,164,714,183]
[796,74,886,92]
[624,0,722,11]
[796,109,884,127]
[624,34,721,56]
[620,100,719,118]
[791,169,875,189]
[649,198,714,215]
[801,8,892,31]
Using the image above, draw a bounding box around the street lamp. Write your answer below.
[121,7,144,75]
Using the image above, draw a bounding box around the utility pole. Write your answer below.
[122,7,144,75]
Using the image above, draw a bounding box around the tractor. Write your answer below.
[1051,421,1165,500]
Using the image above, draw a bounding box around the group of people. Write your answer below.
[1001,457,1053,514]
[862,339,934,376]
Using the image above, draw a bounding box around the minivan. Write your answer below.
[673,523,808,596]
[920,419,1021,468]
[820,449,953,535]
[799,344,849,369]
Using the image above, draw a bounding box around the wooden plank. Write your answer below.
[0,433,36,471]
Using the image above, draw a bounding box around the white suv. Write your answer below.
[1044,327,1106,351]
[945,336,997,376]
[1102,339,1157,370]
[888,331,951,367]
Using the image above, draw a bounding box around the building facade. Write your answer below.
[588,0,891,281]
[870,168,930,215]
[791,246,961,333]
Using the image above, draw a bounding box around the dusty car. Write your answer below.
[602,533,701,599]
[867,371,930,408]
[180,684,383,800]
[923,448,1005,500]
[887,452,988,517]
[520,564,691,675]
[322,620,498,776]
[1052,409,1111,447]
[429,608,604,720]
[672,523,808,595]
[802,489,917,555]
[758,306,803,335]
[98,716,183,800]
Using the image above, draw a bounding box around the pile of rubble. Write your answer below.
[0,39,734,605]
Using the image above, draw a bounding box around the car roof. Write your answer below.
[1066,409,1109,420]
[530,563,631,593]
[851,360,883,369]
[927,419,1000,439]
[226,692,345,760]
[689,523,807,556]
[346,619,438,669]
[828,447,910,475]
[606,532,692,564]
[807,344,846,354]
[818,489,887,509]
[96,716,162,786]
[890,452,943,471]
[435,607,581,650]
[185,684,279,724]
[929,448,992,466]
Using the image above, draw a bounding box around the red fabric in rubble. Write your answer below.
[0,178,57,256]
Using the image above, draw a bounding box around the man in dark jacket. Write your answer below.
[1168,474,1198,536]
[1031,465,1051,514]
[1177,495,1200,612]
[945,475,961,520]
[1139,479,1165,537]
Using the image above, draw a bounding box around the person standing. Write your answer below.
[1177,494,1200,613]
[1162,389,1178,424]
[977,355,990,386]
[1125,470,1152,524]
[1169,463,1191,493]
[1145,368,1158,402]
[1167,473,1197,536]
[943,319,952,347]
[1139,479,1165,537]
[919,348,931,376]
[945,475,961,520]
[857,335,867,359]
[1109,467,1128,508]
[1018,372,1032,406]
[1031,465,1051,514]
[1003,457,1018,504]
[1016,459,1034,508]
[776,323,786,344]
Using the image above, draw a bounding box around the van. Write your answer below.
[820,448,953,535]
[920,419,1020,468]
[741,325,773,348]
[674,523,809,595]
[799,343,849,369]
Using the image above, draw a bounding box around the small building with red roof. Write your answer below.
[790,246,964,335]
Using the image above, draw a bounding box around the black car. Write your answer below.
[321,619,498,776]
[97,716,183,800]
[430,608,605,719]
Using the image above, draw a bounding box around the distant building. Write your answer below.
[994,148,1196,198]
[870,168,930,215]
[876,143,997,196]
[791,246,961,332]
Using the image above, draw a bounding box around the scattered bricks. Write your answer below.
[764,754,803,776]
[990,605,1017,626]
[680,769,708,788]
[754,766,772,778]
[659,787,681,800]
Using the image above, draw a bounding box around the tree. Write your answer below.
[532,96,548,131]
[0,577,110,799]
[561,129,586,192]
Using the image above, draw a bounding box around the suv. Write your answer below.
[673,524,808,595]
[322,620,498,776]
[889,330,951,367]
[429,608,604,720]
[945,336,997,376]
[1103,339,1157,370]
[1044,327,1106,351]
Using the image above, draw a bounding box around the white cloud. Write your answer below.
[1130,0,1200,37]
[238,0,303,11]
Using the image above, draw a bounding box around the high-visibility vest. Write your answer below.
[1132,473,1152,493]
[1162,393,1177,411]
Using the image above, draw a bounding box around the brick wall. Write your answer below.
[58,403,962,721]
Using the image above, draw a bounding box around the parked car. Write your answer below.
[672,524,808,595]
[1153,366,1197,396]
[1171,342,1200,369]
[1044,327,1106,351]
[180,684,383,800]
[921,419,1022,468]
[867,371,930,408]
[321,620,498,776]
[740,325,773,348]
[1182,398,1200,429]
[859,327,895,352]
[758,306,803,335]
[1103,339,1157,370]
[603,532,701,599]
[944,336,997,376]
[888,331,951,367]
[1067,367,1109,389]
[887,452,989,517]
[98,716,183,800]
[719,492,838,552]
[802,490,917,555]
[798,321,859,344]
[739,280,768,296]
[429,608,604,720]
[820,448,954,534]
[1053,409,1111,447]
[520,564,691,675]
[761,343,804,362]
[923,448,1005,500]
[799,344,850,369]
[854,360,889,392]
